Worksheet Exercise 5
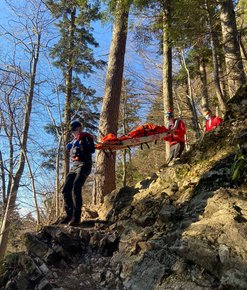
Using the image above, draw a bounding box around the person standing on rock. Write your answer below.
[163,111,186,165]
[202,109,223,133]
[60,120,95,226]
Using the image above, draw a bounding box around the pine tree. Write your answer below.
[47,0,104,177]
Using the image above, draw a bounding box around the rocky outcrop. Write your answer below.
[0,86,246,290]
[0,225,121,290]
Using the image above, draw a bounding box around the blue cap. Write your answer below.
[70,120,82,131]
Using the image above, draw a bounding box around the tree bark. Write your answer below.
[218,0,246,96]
[23,152,40,225]
[46,106,62,219]
[162,0,173,160]
[122,150,127,187]
[239,29,247,75]
[121,83,128,187]
[1,91,15,210]
[199,57,209,109]
[0,151,6,217]
[94,0,130,204]
[180,50,201,138]
[56,136,62,218]
[217,53,229,99]
[6,124,14,198]
[238,0,247,74]
[206,0,227,113]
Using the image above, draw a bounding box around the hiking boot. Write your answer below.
[159,163,168,171]
[59,216,72,225]
[69,219,80,227]
[173,158,182,165]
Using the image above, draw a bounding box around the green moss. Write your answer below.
[0,252,29,275]
[175,166,190,179]
[0,252,33,288]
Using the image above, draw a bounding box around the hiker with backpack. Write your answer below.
[163,111,186,165]
[60,120,95,226]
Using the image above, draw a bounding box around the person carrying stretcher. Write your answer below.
[163,111,186,165]
[202,108,223,133]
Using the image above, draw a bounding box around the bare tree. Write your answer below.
[180,49,201,138]
[0,0,49,260]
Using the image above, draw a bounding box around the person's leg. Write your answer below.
[177,142,185,158]
[172,142,185,164]
[173,142,182,159]
[71,164,91,224]
[62,171,76,222]
[166,144,176,164]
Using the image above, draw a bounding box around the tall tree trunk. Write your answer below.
[239,35,247,75]
[121,82,127,188]
[217,53,229,99]
[0,151,6,217]
[122,150,127,187]
[6,124,14,198]
[94,0,130,204]
[180,50,201,138]
[237,0,247,74]
[56,136,62,218]
[218,0,246,96]
[1,96,14,210]
[199,57,209,109]
[127,149,133,184]
[46,106,62,219]
[162,0,173,160]
[24,153,40,225]
[63,6,76,180]
[206,0,227,113]
[0,33,40,261]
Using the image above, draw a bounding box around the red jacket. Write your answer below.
[164,119,186,145]
[205,116,222,132]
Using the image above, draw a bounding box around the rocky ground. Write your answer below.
[0,86,246,290]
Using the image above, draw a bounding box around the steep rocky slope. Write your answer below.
[0,86,246,290]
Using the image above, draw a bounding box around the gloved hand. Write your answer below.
[66,143,72,151]
[73,140,80,147]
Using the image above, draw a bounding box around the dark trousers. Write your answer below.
[167,142,185,164]
[62,162,91,222]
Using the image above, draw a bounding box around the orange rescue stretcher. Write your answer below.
[96,124,169,152]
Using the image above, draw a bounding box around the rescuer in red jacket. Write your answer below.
[163,111,186,164]
[203,109,223,132]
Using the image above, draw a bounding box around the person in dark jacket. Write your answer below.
[60,120,95,226]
